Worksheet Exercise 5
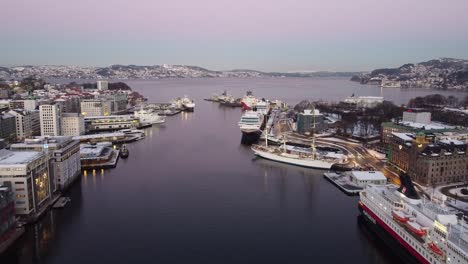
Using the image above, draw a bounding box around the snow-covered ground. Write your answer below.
[367,149,387,160]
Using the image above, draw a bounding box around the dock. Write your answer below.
[53,197,71,209]
[323,172,363,195]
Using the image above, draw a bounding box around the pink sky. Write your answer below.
[2,0,468,70]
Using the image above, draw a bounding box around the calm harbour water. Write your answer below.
[2,78,466,264]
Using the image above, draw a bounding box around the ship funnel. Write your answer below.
[397,173,421,200]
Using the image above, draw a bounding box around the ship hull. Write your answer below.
[358,202,430,264]
[252,149,334,169]
[241,101,252,110]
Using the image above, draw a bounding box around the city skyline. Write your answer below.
[1,0,468,71]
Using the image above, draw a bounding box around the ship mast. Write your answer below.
[311,106,316,160]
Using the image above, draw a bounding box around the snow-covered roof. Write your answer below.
[0,149,43,165]
[392,132,414,141]
[439,139,465,146]
[349,171,386,181]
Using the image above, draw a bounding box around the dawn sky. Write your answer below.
[2,0,468,71]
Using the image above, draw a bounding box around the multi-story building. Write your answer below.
[39,104,62,136]
[96,80,108,91]
[61,113,85,136]
[8,109,40,141]
[0,112,16,143]
[84,115,139,132]
[387,132,415,172]
[402,111,431,124]
[296,109,327,134]
[408,139,468,186]
[30,110,41,136]
[11,137,81,191]
[80,99,111,117]
[9,99,37,111]
[0,184,16,245]
[0,149,51,217]
[101,92,128,114]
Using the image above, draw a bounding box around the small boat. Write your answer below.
[428,242,444,256]
[120,144,129,158]
[392,210,409,223]
[405,221,426,237]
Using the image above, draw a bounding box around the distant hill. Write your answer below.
[351,58,468,91]
[0,64,359,80]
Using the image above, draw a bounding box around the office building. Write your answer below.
[61,113,85,136]
[8,109,40,141]
[11,137,81,191]
[0,112,16,143]
[0,149,51,217]
[39,105,62,136]
[80,99,112,117]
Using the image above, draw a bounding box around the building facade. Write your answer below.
[408,141,468,186]
[80,99,111,117]
[61,113,85,136]
[97,80,108,91]
[296,109,326,134]
[8,109,40,141]
[402,111,431,124]
[0,149,51,217]
[0,112,16,143]
[84,115,139,132]
[0,184,16,244]
[39,104,62,137]
[11,137,81,191]
[9,100,37,111]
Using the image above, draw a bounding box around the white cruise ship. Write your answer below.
[134,108,165,126]
[359,174,468,264]
[238,111,264,135]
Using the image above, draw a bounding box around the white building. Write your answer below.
[61,113,85,136]
[8,109,40,140]
[40,104,62,136]
[343,95,384,108]
[346,171,387,187]
[402,111,431,125]
[97,80,108,91]
[0,149,51,217]
[80,99,112,117]
[9,99,37,111]
[11,137,81,191]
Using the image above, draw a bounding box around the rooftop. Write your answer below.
[392,132,414,141]
[349,171,386,181]
[0,149,43,165]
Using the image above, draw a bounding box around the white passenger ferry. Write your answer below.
[359,174,468,264]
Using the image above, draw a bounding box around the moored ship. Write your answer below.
[238,111,264,135]
[181,96,195,112]
[134,108,165,127]
[241,91,257,110]
[358,173,468,264]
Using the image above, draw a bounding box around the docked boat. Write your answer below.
[181,96,195,112]
[120,129,145,140]
[358,173,468,264]
[120,144,129,158]
[241,91,257,110]
[238,111,264,135]
[134,108,165,127]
